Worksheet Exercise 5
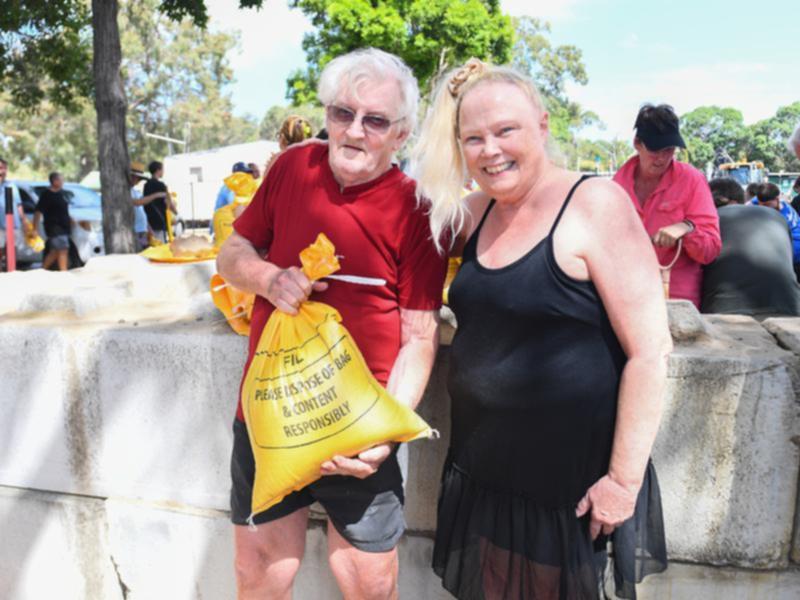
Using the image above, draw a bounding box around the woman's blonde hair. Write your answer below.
[411,61,548,252]
[279,115,313,147]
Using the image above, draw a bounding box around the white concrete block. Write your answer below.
[0,487,121,600]
[635,562,800,600]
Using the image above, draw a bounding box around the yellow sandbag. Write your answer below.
[224,172,259,198]
[210,273,254,336]
[442,256,462,305]
[242,233,435,517]
[22,221,45,252]
[213,173,258,248]
[139,243,217,263]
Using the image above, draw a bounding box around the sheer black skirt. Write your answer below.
[433,461,666,600]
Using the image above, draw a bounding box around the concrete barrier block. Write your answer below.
[634,562,800,599]
[0,487,121,600]
[656,316,800,568]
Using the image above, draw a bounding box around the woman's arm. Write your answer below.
[571,179,673,539]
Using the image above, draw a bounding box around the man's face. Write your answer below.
[51,175,64,190]
[0,162,7,182]
[326,77,409,188]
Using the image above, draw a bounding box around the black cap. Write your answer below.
[636,120,685,151]
[232,161,252,174]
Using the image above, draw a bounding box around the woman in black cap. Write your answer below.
[613,104,721,308]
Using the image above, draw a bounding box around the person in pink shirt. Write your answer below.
[613,104,721,307]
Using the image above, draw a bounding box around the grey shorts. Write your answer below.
[230,419,406,552]
[48,235,70,250]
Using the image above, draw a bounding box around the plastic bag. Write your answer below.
[210,274,254,336]
[241,233,435,517]
[22,221,45,252]
[213,173,259,248]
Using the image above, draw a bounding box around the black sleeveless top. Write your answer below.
[434,176,666,600]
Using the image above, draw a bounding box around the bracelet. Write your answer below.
[683,219,695,233]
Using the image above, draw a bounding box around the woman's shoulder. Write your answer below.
[566,174,640,233]
[462,190,492,236]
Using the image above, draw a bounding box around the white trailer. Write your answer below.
[163,140,280,222]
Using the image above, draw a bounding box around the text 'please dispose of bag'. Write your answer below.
[248,328,376,448]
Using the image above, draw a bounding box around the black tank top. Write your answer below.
[446,176,627,508]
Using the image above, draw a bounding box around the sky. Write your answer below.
[205,0,798,142]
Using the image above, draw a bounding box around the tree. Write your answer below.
[0,0,265,253]
[745,102,800,172]
[259,104,325,141]
[679,106,748,170]
[286,0,514,104]
[510,17,597,162]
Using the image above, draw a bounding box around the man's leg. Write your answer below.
[234,506,309,600]
[56,249,68,271]
[42,249,58,270]
[327,522,399,600]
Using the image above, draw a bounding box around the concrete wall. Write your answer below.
[1,256,800,598]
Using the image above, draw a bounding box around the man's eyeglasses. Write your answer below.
[326,105,404,134]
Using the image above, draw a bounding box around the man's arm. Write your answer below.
[217,231,327,315]
[132,191,166,206]
[321,308,440,479]
[32,211,42,233]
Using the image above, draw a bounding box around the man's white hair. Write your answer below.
[317,48,419,134]
[788,123,800,159]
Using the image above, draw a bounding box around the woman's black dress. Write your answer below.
[434,177,667,599]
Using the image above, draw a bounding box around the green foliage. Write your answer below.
[0,0,258,181]
[678,103,800,172]
[259,104,326,140]
[510,16,597,163]
[745,102,800,172]
[0,0,93,111]
[120,0,259,163]
[680,106,748,168]
[286,0,514,104]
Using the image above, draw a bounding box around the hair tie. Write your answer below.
[448,58,487,98]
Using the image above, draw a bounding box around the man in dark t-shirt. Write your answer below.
[142,160,177,242]
[33,172,73,271]
[702,178,800,316]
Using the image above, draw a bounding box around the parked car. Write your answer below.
[11,180,105,267]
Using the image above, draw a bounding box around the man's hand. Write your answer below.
[264,266,328,315]
[652,221,692,247]
[320,443,395,479]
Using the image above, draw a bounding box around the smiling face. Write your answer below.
[457,81,550,204]
[633,139,676,180]
[326,77,409,188]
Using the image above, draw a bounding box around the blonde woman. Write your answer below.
[412,61,671,599]
[264,115,315,175]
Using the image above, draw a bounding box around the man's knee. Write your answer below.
[233,518,307,595]
[329,547,398,600]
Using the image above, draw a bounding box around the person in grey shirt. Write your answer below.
[702,178,800,317]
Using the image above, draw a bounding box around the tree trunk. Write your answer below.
[92,0,135,254]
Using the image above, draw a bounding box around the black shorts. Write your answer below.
[230,419,406,552]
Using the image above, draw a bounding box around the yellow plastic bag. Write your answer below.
[22,221,45,252]
[241,233,435,517]
[213,173,259,248]
[210,274,254,336]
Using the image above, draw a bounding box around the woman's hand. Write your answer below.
[575,474,639,540]
[652,221,692,247]
[320,443,395,479]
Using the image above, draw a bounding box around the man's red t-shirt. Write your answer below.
[232,143,447,421]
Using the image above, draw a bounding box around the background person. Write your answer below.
[413,60,670,600]
[789,122,800,160]
[264,115,314,175]
[702,178,800,316]
[613,104,721,308]
[214,162,253,214]
[143,160,177,243]
[217,48,446,600]
[749,182,800,269]
[33,172,73,271]
[790,176,800,214]
[129,162,166,250]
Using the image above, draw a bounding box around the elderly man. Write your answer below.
[217,48,447,599]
